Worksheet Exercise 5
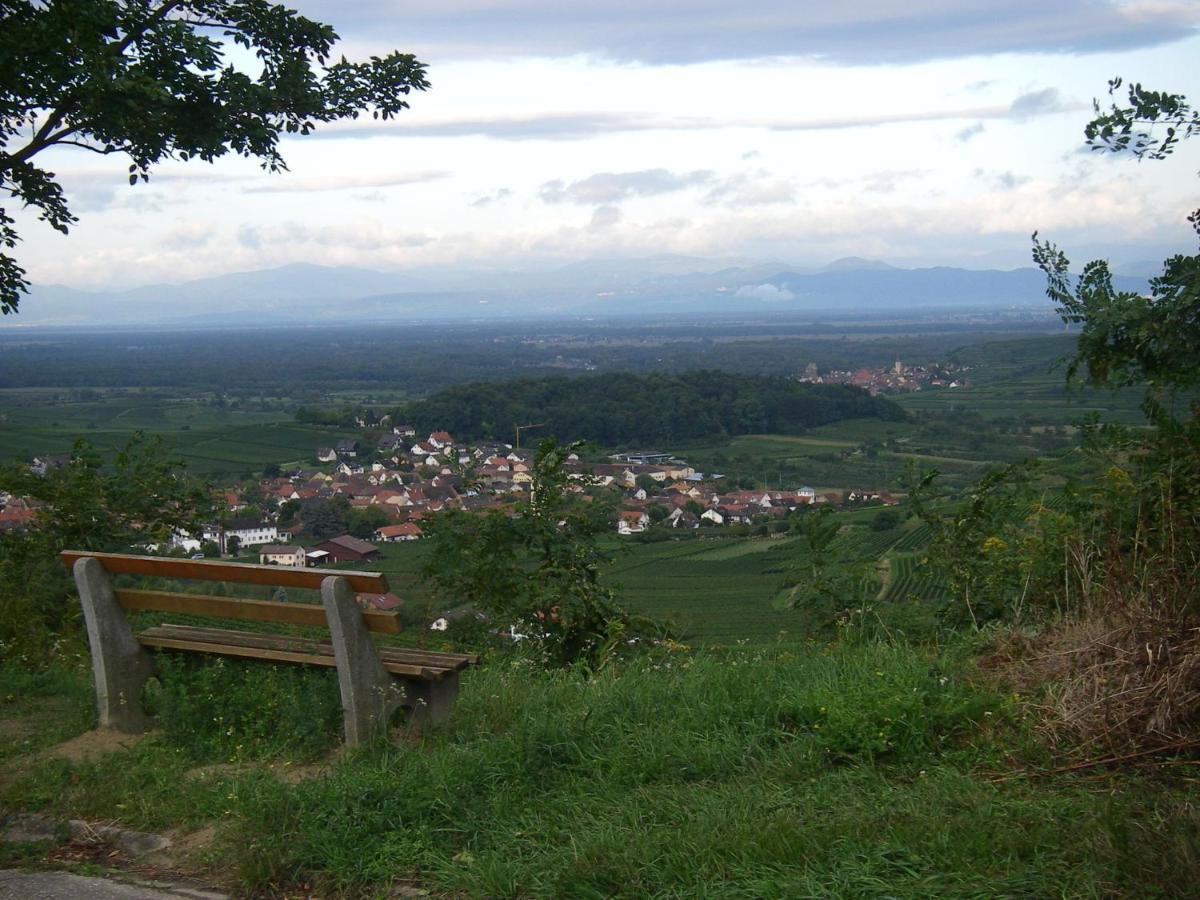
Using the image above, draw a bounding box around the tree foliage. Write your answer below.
[895,79,1200,637]
[399,370,904,448]
[1036,77,1199,410]
[1086,79,1200,183]
[423,439,655,668]
[920,79,1200,631]
[0,0,429,313]
[0,433,213,658]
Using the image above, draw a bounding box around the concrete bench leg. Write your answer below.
[321,575,405,746]
[73,557,153,732]
[404,671,459,725]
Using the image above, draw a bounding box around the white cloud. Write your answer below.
[245,170,449,193]
[159,223,217,250]
[306,89,1084,143]
[1009,87,1070,118]
[236,220,435,252]
[540,169,714,204]
[734,283,796,301]
[589,205,622,231]
[471,188,512,207]
[957,122,986,142]
[703,172,796,207]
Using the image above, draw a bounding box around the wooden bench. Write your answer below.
[60,551,477,746]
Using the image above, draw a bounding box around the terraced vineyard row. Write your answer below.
[835,527,906,559]
[609,538,799,643]
[892,523,934,552]
[881,553,951,604]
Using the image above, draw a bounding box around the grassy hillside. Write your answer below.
[3,643,1196,897]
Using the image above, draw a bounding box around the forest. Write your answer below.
[392,370,905,446]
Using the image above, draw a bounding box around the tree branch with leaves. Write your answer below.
[0,0,430,313]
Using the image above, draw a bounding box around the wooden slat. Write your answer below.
[146,623,472,671]
[142,624,326,655]
[377,647,478,670]
[140,624,441,679]
[139,635,339,670]
[116,589,402,634]
[59,551,388,593]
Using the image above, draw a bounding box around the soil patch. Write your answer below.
[47,728,150,763]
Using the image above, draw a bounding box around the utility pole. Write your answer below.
[515,422,544,451]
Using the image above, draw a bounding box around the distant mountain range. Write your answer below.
[7,255,1151,327]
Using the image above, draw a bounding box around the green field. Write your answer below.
[370,522,950,646]
[0,389,357,475]
[673,416,1057,493]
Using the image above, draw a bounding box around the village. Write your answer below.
[0,426,900,621]
[150,425,896,566]
[798,359,969,395]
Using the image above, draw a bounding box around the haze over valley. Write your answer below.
[11,254,1153,326]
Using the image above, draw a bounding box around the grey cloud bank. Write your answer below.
[311,0,1198,64]
[301,89,1085,143]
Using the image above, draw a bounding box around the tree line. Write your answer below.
[395,370,904,446]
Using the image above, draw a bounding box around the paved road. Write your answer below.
[0,870,225,899]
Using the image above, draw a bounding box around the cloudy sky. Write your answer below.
[13,0,1200,289]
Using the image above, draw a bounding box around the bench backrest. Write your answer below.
[58,550,400,634]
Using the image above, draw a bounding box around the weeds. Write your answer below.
[3,641,1198,896]
[147,654,343,762]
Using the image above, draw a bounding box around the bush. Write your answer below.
[871,509,901,531]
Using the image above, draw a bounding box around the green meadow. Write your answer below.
[0,389,355,475]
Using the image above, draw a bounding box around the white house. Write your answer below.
[258,544,306,567]
[375,523,423,542]
[617,510,650,534]
[202,519,280,554]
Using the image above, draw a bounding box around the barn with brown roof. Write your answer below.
[312,534,380,564]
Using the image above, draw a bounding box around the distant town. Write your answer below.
[798,360,969,395]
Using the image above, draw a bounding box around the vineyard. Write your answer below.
[0,390,356,475]
[880,552,950,603]
[369,521,955,645]
[833,526,907,559]
[891,522,934,552]
[609,538,800,643]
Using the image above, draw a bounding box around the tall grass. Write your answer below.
[147,654,343,762]
[6,642,1198,896]
[228,643,1013,895]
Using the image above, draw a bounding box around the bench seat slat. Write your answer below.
[117,589,401,634]
[139,634,340,670]
[144,624,475,671]
[380,650,478,669]
[139,625,444,679]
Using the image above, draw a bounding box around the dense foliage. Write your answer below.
[398,370,904,446]
[909,79,1200,752]
[423,439,658,667]
[0,0,428,313]
[0,434,212,660]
